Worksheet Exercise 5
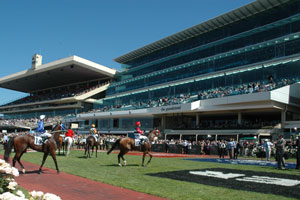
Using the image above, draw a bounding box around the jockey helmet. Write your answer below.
[136,121,141,126]
[91,124,95,128]
[40,115,46,120]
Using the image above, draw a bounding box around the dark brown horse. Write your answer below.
[107,130,161,166]
[4,124,62,174]
[84,135,99,158]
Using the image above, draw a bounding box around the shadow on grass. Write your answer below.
[103,164,140,167]
[77,156,88,159]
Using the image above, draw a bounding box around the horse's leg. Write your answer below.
[17,150,27,173]
[67,142,70,156]
[65,140,69,156]
[121,154,127,166]
[142,152,146,167]
[39,152,49,174]
[50,148,60,174]
[84,145,87,156]
[12,151,23,171]
[146,152,153,166]
[91,145,94,157]
[88,145,91,158]
[118,152,122,166]
[96,144,98,158]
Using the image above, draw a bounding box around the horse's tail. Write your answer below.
[107,138,120,155]
[4,137,15,162]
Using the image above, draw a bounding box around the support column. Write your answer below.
[196,114,200,128]
[196,134,198,143]
[119,119,123,130]
[161,115,166,130]
[238,112,242,125]
[281,110,286,124]
[180,134,182,141]
[215,134,218,141]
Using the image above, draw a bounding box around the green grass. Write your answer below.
[5,150,300,200]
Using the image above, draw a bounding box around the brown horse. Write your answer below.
[107,130,161,166]
[4,124,62,174]
[57,135,65,155]
[84,135,98,158]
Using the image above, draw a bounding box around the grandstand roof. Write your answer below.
[114,0,290,64]
[0,56,117,93]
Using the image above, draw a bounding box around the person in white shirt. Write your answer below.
[263,139,273,161]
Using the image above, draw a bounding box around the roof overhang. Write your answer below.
[0,56,117,93]
[114,0,291,64]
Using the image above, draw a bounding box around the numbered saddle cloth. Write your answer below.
[135,139,141,146]
[34,136,43,145]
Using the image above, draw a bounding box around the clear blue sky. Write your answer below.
[0,0,253,105]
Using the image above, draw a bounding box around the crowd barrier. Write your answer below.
[95,142,232,155]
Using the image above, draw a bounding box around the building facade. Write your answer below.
[77,0,300,140]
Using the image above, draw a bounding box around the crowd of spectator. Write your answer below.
[0,116,62,129]
[84,77,297,114]
[1,81,109,106]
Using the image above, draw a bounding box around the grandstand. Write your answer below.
[76,0,300,140]
[0,54,117,131]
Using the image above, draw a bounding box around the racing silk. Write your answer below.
[90,128,98,135]
[65,129,74,138]
[135,127,144,135]
[61,123,67,132]
[36,120,45,135]
[154,129,160,136]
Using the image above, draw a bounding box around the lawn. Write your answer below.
[4,149,300,200]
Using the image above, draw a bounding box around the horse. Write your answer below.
[107,130,161,166]
[84,135,98,158]
[4,124,62,174]
[64,136,73,156]
[57,135,65,155]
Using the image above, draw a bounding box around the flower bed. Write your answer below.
[0,159,61,200]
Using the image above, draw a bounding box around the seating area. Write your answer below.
[85,77,297,114]
[1,81,109,106]
[0,116,62,128]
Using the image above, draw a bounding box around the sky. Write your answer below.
[0,0,253,105]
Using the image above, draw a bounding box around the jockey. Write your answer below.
[36,115,51,141]
[90,124,98,141]
[135,121,147,145]
[154,127,160,135]
[65,128,74,138]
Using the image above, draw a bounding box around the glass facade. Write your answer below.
[103,0,300,109]
[125,1,300,69]
[101,57,300,108]
[96,117,154,131]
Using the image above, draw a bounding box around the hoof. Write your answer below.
[118,163,122,167]
[57,171,60,174]
[38,171,42,174]
[124,161,127,166]
[22,169,26,174]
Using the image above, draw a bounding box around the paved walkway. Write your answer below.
[2,157,168,200]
